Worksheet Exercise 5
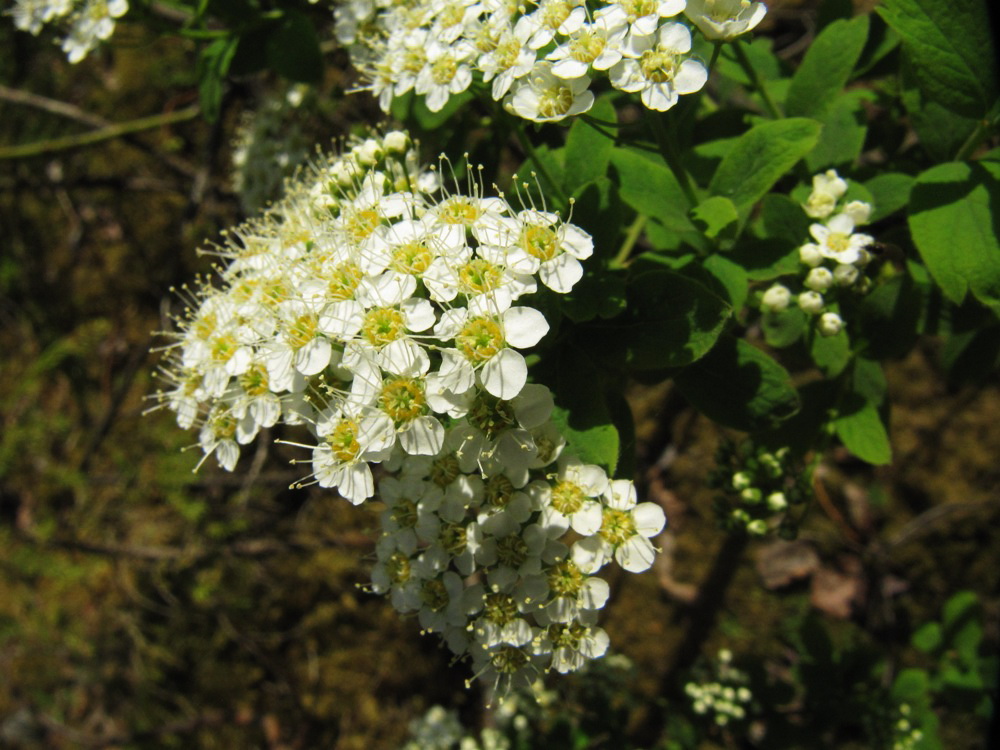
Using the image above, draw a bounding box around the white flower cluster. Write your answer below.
[684,649,754,727]
[154,131,665,691]
[891,703,925,750]
[760,169,875,338]
[402,704,510,750]
[8,0,128,62]
[334,0,767,119]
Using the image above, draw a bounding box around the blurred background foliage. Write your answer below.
[0,1,997,748]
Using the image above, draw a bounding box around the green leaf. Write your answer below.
[674,336,800,432]
[702,254,748,309]
[561,270,627,323]
[877,0,998,119]
[834,401,892,465]
[414,89,476,131]
[909,161,1000,309]
[610,147,693,233]
[912,622,943,653]
[811,328,851,377]
[537,348,620,474]
[197,36,239,122]
[804,90,874,171]
[563,96,616,191]
[865,172,916,222]
[709,118,822,218]
[763,307,807,348]
[569,177,623,262]
[589,268,730,371]
[858,274,924,358]
[690,196,739,242]
[786,16,870,118]
[941,324,1000,386]
[265,10,323,83]
[757,193,812,243]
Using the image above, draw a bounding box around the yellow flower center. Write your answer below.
[827,231,850,254]
[483,592,518,625]
[439,197,481,225]
[439,522,467,556]
[491,646,529,674]
[378,377,427,424]
[390,498,419,529]
[345,208,381,242]
[547,559,584,596]
[456,318,505,363]
[386,551,411,584]
[327,418,361,462]
[430,455,461,487]
[390,241,434,275]
[537,85,575,119]
[496,535,530,568]
[238,363,269,397]
[485,474,516,508]
[570,30,605,63]
[550,480,586,515]
[458,259,503,294]
[362,307,406,348]
[640,48,678,83]
[600,507,637,546]
[287,314,318,350]
[421,579,449,611]
[520,223,560,261]
[210,333,238,362]
[431,55,458,84]
[328,262,363,300]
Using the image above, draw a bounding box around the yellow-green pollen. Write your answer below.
[456,317,505,364]
[430,455,461,487]
[440,197,481,225]
[600,507,637,546]
[550,480,586,515]
[468,394,516,439]
[826,232,851,254]
[210,333,239,362]
[483,592,518,625]
[390,498,418,529]
[491,646,529,674]
[287,314,318,349]
[362,306,406,348]
[421,579,449,611]
[386,551,411,584]
[496,535,530,568]
[211,412,238,440]
[485,474,516,508]
[378,377,427,424]
[238,363,269,397]
[639,47,679,83]
[537,85,575,119]
[328,262,363,300]
[546,559,584,597]
[327,419,361,462]
[439,522,467,556]
[458,259,503,294]
[569,30,606,63]
[520,223,560,261]
[431,55,459,84]
[548,622,586,648]
[346,208,381,242]
[390,241,434,275]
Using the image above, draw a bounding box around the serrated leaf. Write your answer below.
[588,268,730,371]
[909,161,1000,309]
[675,336,800,431]
[709,119,822,218]
[877,0,998,118]
[563,96,617,191]
[690,196,739,242]
[834,401,892,465]
[786,15,870,117]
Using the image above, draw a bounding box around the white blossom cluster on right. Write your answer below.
[335,0,767,120]
[760,169,876,338]
[8,0,128,62]
[153,131,665,694]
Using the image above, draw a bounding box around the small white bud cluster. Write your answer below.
[708,441,810,539]
[334,0,742,119]
[891,703,925,750]
[684,649,754,727]
[153,130,665,692]
[760,170,876,338]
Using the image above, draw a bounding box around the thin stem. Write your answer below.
[0,106,201,160]
[732,38,783,119]
[708,41,724,77]
[611,213,648,268]
[954,102,999,161]
[510,120,568,206]
[647,110,698,207]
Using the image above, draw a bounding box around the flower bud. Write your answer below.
[842,200,872,225]
[740,487,762,504]
[834,263,859,287]
[766,491,788,511]
[384,130,410,155]
[817,312,843,337]
[804,267,834,292]
[761,284,791,312]
[356,138,383,166]
[747,519,768,535]
[798,291,824,315]
[799,242,824,267]
[732,471,752,490]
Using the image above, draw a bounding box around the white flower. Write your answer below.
[609,23,707,112]
[684,0,768,41]
[572,479,665,573]
[809,214,874,265]
[415,40,475,112]
[597,0,686,39]
[504,61,594,122]
[797,290,824,315]
[547,15,628,79]
[804,267,834,292]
